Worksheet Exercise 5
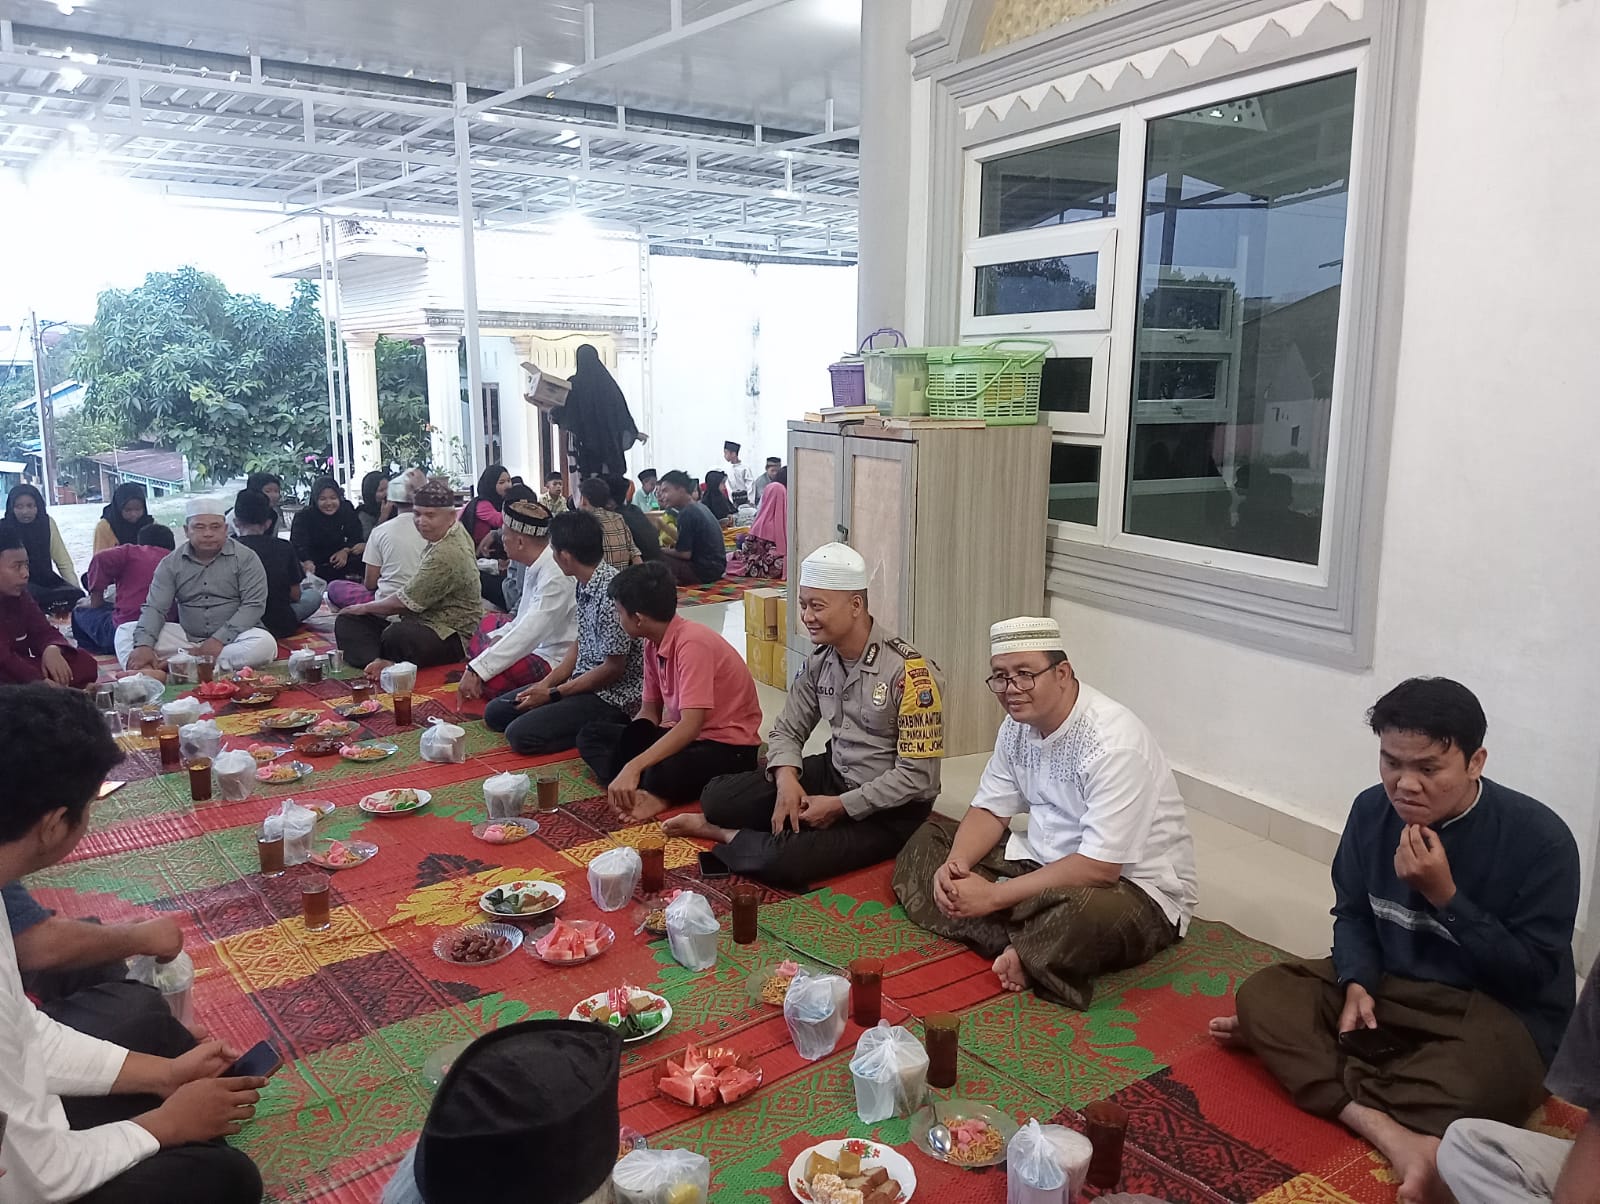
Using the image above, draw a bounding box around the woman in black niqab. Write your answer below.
[552,344,640,477]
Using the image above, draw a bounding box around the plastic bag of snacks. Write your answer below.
[267,799,318,865]
[783,969,851,1061]
[588,846,642,911]
[849,1022,929,1122]
[113,674,164,706]
[482,772,530,819]
[178,719,223,762]
[379,661,418,694]
[213,749,257,802]
[160,697,202,729]
[420,718,467,763]
[1006,1120,1068,1204]
[612,1147,710,1204]
[664,890,719,971]
[129,950,195,1028]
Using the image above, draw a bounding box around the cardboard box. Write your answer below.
[745,631,766,671]
[763,639,786,688]
[744,588,783,640]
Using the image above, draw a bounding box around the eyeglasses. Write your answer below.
[985,669,1048,694]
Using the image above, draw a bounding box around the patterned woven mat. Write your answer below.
[31,656,1581,1203]
[676,576,783,608]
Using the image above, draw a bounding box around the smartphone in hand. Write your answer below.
[1338,1026,1412,1064]
[224,1041,282,1079]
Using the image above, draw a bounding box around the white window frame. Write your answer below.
[1033,331,1112,437]
[960,48,1368,587]
[961,224,1118,334]
[1046,434,1108,537]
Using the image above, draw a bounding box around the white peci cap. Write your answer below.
[798,542,869,591]
[989,616,1066,657]
[185,496,226,520]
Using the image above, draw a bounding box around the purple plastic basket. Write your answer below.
[828,361,865,408]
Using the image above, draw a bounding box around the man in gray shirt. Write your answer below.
[118,496,278,672]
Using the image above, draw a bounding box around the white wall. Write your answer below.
[643,254,857,482]
[893,1,1600,905]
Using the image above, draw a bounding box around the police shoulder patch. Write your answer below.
[885,637,918,660]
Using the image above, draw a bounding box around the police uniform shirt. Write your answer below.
[764,624,945,817]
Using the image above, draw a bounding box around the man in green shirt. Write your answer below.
[334,478,482,675]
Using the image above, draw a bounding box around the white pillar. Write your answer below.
[455,84,486,482]
[856,1,912,338]
[343,331,381,475]
[423,331,464,476]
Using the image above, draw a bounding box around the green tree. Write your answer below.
[0,370,39,462]
[75,267,331,485]
[374,336,431,470]
[54,406,121,464]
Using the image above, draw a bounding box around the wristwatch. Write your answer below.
[549,687,563,702]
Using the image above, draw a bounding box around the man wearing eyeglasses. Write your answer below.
[892,616,1197,1007]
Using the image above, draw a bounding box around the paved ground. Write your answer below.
[50,482,242,578]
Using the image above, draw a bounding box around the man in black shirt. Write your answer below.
[656,470,726,585]
[605,475,660,562]
[232,488,317,637]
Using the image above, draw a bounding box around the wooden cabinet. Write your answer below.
[785,420,1052,757]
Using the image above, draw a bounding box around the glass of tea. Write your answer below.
[305,657,324,684]
[301,872,331,931]
[732,884,759,945]
[849,957,884,1027]
[258,829,285,878]
[924,1012,960,1088]
[638,832,666,895]
[138,709,163,738]
[194,655,215,685]
[185,757,213,803]
[536,774,560,811]
[350,682,373,706]
[392,694,413,726]
[157,725,182,770]
[1083,1100,1129,1189]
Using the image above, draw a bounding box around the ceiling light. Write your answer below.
[550,62,574,73]
[56,0,77,13]
[816,0,860,26]
[68,122,89,134]
[482,113,503,124]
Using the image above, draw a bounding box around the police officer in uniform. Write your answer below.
[665,542,945,889]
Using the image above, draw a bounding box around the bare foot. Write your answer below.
[1340,1103,1448,1204]
[625,790,670,823]
[663,811,736,844]
[992,946,1029,992]
[1209,1015,1249,1048]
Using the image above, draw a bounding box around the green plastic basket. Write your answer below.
[924,339,1050,425]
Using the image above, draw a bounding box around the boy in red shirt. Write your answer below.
[0,523,98,687]
[72,523,177,654]
[577,561,763,822]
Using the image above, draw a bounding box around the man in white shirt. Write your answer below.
[358,468,428,604]
[893,616,1198,1008]
[0,683,266,1203]
[721,441,754,504]
[457,499,577,703]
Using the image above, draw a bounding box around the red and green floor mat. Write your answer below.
[677,576,783,607]
[26,661,1582,1202]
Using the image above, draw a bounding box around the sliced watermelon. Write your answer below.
[692,1076,719,1107]
[717,1066,760,1104]
[658,1073,696,1105]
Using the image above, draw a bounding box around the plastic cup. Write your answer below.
[326,649,346,675]
[186,757,213,802]
[1083,1100,1129,1189]
[301,872,331,931]
[258,832,285,878]
[392,694,413,726]
[138,709,162,738]
[925,1012,960,1088]
[638,834,666,895]
[306,657,324,684]
[195,656,215,684]
[157,726,182,770]
[849,957,884,1026]
[351,682,373,705]
[536,774,560,811]
[732,884,759,944]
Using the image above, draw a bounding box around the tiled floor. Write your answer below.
[688,600,1337,963]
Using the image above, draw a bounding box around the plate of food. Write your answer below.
[652,1044,762,1108]
[636,904,668,939]
[339,740,397,762]
[247,744,290,764]
[569,986,672,1043]
[359,788,430,815]
[193,680,238,701]
[789,1140,916,1204]
[309,718,360,738]
[472,819,538,845]
[530,918,615,965]
[479,880,563,918]
[233,691,280,707]
[261,709,321,732]
[748,960,810,1007]
[230,669,283,690]
[292,734,344,757]
[256,760,313,784]
[332,699,383,718]
[433,922,523,967]
[908,1103,1015,1168]
[309,839,377,870]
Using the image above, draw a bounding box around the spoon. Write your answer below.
[926,1103,953,1160]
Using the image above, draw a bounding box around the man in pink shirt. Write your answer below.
[71,524,177,655]
[577,561,763,822]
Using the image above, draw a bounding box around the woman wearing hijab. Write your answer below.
[4,484,82,609]
[728,466,787,579]
[701,470,737,524]
[291,477,367,583]
[460,465,511,609]
[355,470,393,542]
[551,344,642,477]
[91,482,154,554]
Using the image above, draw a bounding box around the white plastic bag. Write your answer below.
[420,718,467,764]
[665,890,719,971]
[482,772,529,819]
[783,969,850,1061]
[613,1147,711,1204]
[167,651,197,684]
[178,719,222,762]
[213,750,257,802]
[274,799,317,865]
[588,846,641,911]
[113,674,164,706]
[849,1022,929,1122]
[1041,1125,1093,1197]
[287,649,317,683]
[379,660,417,694]
[1007,1120,1068,1204]
[129,950,195,1028]
[160,697,202,729]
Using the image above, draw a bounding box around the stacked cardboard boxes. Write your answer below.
[743,587,788,688]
